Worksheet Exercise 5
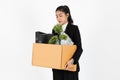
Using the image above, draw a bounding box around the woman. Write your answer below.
[52,5,83,80]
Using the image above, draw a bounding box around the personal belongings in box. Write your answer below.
[35,31,53,43]
[48,24,74,45]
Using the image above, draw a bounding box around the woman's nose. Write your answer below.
[57,17,60,21]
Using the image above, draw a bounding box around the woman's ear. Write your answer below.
[66,13,69,17]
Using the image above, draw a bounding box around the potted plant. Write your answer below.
[48,24,73,45]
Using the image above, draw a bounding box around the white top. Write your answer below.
[62,22,68,32]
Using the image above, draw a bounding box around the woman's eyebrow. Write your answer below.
[56,13,62,16]
[59,13,62,16]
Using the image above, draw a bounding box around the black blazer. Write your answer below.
[52,23,83,72]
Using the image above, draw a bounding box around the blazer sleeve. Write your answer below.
[72,26,83,64]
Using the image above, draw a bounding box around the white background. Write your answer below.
[0,0,120,80]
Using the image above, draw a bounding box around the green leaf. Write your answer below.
[53,24,62,34]
[59,34,67,40]
[48,36,58,44]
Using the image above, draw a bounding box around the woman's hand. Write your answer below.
[65,58,74,70]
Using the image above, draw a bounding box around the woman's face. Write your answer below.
[56,10,69,25]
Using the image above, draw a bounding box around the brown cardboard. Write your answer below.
[32,43,77,71]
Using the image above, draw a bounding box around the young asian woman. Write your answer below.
[52,5,83,80]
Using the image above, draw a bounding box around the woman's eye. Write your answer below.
[59,15,62,17]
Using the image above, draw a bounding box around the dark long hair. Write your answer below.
[56,5,73,24]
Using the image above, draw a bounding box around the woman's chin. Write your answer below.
[59,23,64,25]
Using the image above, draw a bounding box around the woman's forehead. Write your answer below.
[56,11,65,15]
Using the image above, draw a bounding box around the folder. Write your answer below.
[35,31,53,43]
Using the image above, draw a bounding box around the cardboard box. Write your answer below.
[32,43,77,71]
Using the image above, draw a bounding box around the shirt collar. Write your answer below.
[62,22,68,32]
